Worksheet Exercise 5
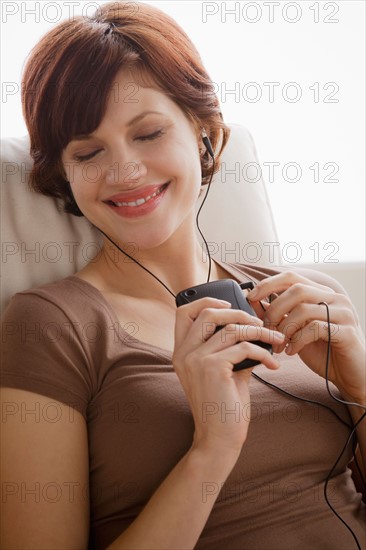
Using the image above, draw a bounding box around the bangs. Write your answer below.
[23,19,153,160]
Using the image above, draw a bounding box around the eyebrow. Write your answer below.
[71,110,164,142]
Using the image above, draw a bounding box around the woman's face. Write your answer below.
[62,69,203,251]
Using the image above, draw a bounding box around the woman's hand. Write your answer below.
[172,297,285,456]
[247,271,366,404]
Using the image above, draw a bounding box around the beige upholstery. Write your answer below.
[1,124,280,314]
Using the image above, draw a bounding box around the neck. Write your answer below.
[91,220,214,300]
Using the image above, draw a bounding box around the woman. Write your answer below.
[1,2,365,549]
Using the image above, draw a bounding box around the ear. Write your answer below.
[196,125,207,157]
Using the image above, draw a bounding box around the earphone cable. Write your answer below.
[195,157,215,283]
[252,302,365,549]
[94,226,176,298]
[319,301,366,412]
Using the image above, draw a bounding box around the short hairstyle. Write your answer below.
[21,1,231,216]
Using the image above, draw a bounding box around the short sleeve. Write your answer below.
[1,291,93,420]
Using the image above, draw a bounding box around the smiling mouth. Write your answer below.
[107,183,170,207]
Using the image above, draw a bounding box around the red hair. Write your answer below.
[21,1,230,216]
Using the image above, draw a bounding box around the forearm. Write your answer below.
[106,447,240,550]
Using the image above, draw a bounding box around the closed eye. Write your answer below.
[74,150,101,162]
[73,130,164,162]
[136,129,164,141]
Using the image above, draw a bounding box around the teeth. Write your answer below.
[112,184,166,207]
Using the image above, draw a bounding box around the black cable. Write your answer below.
[323,420,364,550]
[319,300,366,497]
[252,301,365,549]
[318,301,366,412]
[352,434,366,495]
[252,371,365,548]
[95,227,177,298]
[195,157,215,283]
[251,372,353,430]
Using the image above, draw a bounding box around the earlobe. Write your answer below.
[198,128,207,157]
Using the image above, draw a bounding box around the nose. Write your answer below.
[106,159,148,188]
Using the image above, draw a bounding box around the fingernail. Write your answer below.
[219,300,231,306]
[248,288,258,299]
[285,344,293,354]
[275,332,285,340]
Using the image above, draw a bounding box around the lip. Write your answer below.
[104,182,170,218]
[104,182,170,203]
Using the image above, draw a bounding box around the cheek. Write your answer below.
[64,161,82,185]
[161,138,202,176]
[69,169,100,205]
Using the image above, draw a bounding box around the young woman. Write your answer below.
[1,2,365,549]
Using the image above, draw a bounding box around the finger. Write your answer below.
[277,303,353,341]
[174,297,232,345]
[263,299,333,354]
[213,341,281,372]
[285,320,341,356]
[247,271,335,303]
[178,307,264,351]
[202,324,285,354]
[261,284,336,328]
[199,309,264,342]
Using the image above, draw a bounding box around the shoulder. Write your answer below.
[1,276,117,356]
[2,275,107,323]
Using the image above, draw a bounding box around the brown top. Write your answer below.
[1,261,365,549]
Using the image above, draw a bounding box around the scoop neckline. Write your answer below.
[66,259,250,357]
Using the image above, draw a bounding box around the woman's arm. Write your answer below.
[106,446,239,550]
[274,267,366,490]
[0,387,90,549]
[0,386,238,550]
[108,296,284,549]
[0,389,239,550]
[248,268,366,474]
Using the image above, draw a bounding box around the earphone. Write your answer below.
[201,127,215,159]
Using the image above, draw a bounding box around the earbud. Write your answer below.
[201,128,215,159]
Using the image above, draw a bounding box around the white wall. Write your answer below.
[1,0,365,264]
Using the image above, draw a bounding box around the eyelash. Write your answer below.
[73,129,164,162]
